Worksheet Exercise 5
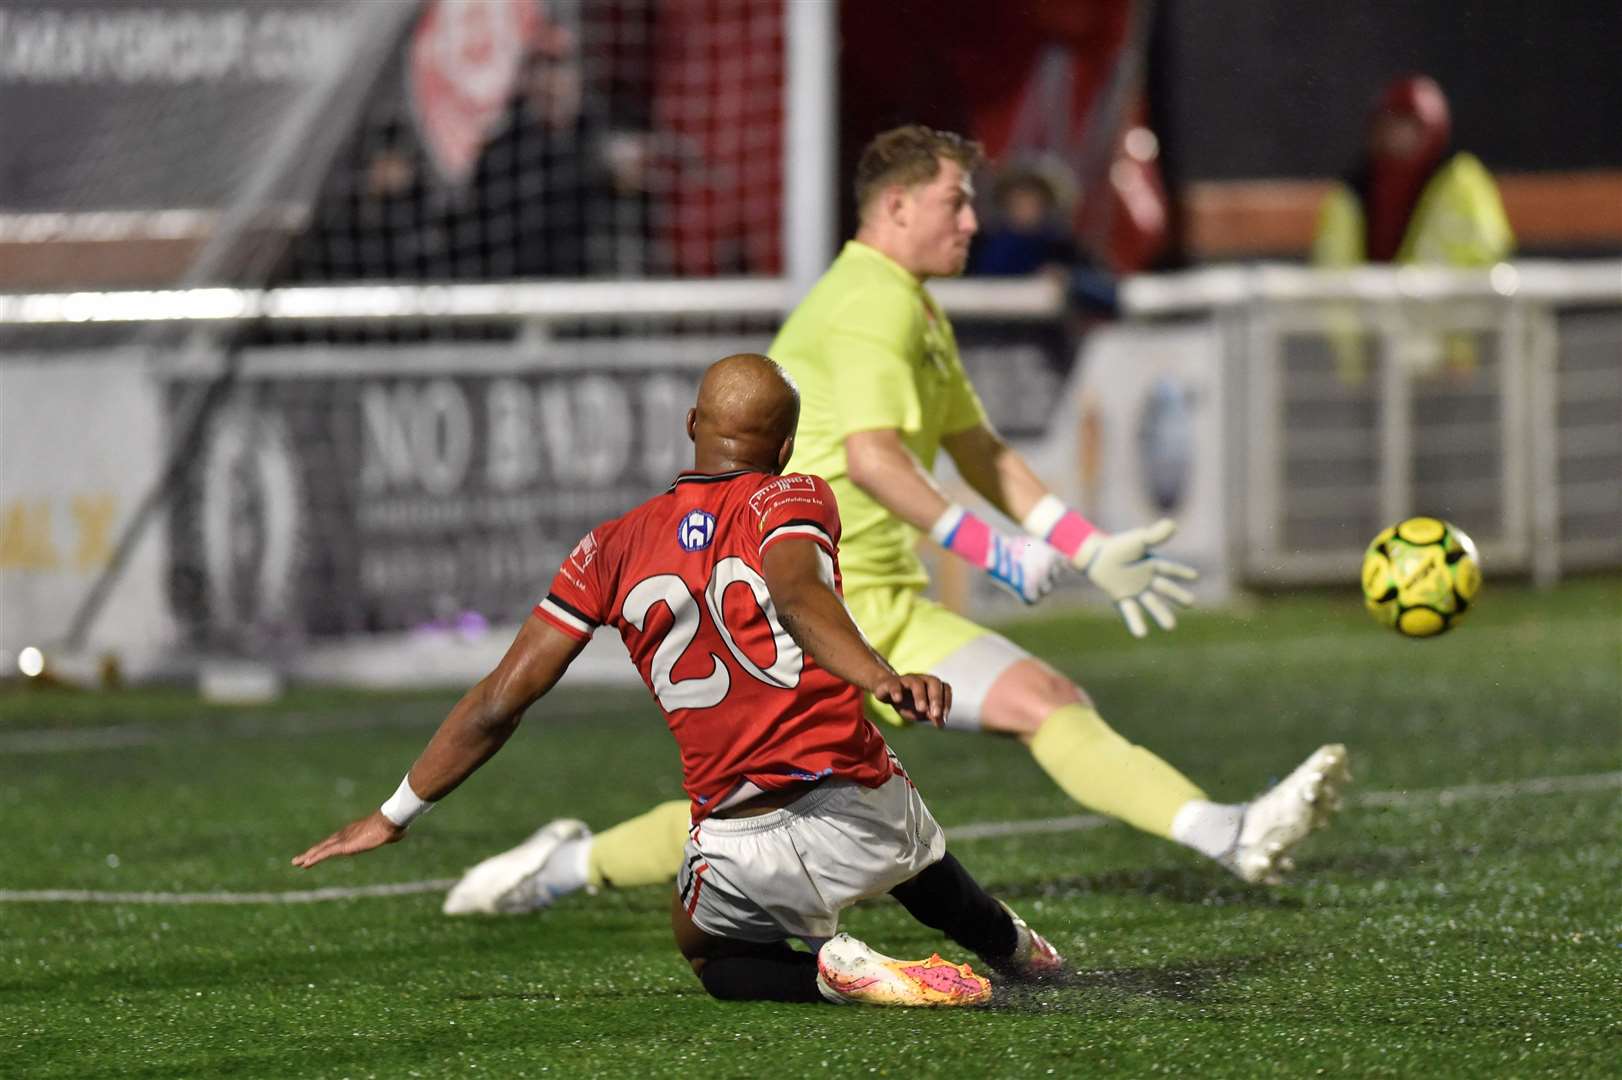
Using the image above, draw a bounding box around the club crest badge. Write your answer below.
[678,509,716,552]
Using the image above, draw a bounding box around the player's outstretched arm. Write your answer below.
[762,538,950,727]
[291,616,588,869]
[942,423,1199,637]
[844,427,960,534]
[846,427,1062,605]
[940,422,1050,524]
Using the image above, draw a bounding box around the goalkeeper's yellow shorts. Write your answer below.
[846,585,1031,731]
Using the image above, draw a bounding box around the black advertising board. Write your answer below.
[163,342,739,645]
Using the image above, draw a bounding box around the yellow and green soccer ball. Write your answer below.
[1361,517,1481,637]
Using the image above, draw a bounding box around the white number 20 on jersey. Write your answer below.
[622,557,803,710]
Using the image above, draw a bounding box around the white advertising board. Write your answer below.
[996,321,1235,609]
[0,353,172,675]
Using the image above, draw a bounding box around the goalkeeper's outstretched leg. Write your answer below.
[441,799,688,916]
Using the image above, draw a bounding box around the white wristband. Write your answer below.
[379,774,434,828]
[928,504,968,546]
[1019,494,1069,539]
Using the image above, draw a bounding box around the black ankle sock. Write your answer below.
[889,851,1018,961]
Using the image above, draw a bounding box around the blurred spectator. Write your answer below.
[287,116,444,283]
[289,5,662,285]
[468,36,658,279]
[1313,75,1513,267]
[968,164,1081,276]
[969,161,1120,317]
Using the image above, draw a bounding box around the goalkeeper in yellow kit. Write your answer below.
[444,126,1350,916]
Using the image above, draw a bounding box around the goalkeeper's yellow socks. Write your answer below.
[1027,704,1240,858]
[585,798,691,889]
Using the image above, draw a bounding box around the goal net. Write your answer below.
[284,0,785,285]
[0,0,799,681]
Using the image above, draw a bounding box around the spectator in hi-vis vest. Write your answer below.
[1313,76,1514,383]
[1314,75,1512,268]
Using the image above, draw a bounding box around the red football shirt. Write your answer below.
[534,469,894,821]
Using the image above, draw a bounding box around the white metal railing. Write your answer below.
[1122,259,1622,314]
[0,275,1069,326]
[1202,265,1619,585]
[6,263,1614,592]
[5,260,1612,326]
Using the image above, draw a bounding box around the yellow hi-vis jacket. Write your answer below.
[1312,153,1514,267]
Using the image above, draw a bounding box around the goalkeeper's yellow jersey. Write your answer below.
[769,240,989,592]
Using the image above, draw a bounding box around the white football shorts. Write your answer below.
[676,767,946,943]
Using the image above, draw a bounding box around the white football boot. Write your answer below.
[815,933,992,1007]
[994,902,1064,979]
[442,819,590,915]
[1221,744,1352,885]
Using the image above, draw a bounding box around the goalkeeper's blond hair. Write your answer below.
[854,125,985,220]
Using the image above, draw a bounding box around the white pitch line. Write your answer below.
[948,769,1622,839]
[948,813,1111,841]
[0,726,163,753]
[0,879,459,905]
[0,715,421,755]
[1,771,1616,906]
[1352,771,1622,807]
[0,703,573,755]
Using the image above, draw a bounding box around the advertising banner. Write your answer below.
[954,321,1233,613]
[0,353,170,667]
[0,0,381,214]
[1062,322,1232,596]
[162,341,754,648]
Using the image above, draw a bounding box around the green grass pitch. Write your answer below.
[2,578,1618,1078]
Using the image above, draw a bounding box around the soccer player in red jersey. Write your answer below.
[292,353,1060,1006]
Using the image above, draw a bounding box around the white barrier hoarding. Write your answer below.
[0,354,172,673]
[932,321,1233,616]
[1073,322,1232,597]
[1024,321,1233,602]
[0,328,1231,686]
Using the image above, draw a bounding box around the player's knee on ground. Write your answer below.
[982,658,1090,738]
[675,921,822,1003]
[671,888,807,994]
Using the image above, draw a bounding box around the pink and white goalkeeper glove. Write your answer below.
[1021,495,1199,638]
[930,505,1064,605]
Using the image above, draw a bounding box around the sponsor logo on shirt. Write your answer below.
[678,509,716,552]
[748,475,818,516]
[569,531,598,572]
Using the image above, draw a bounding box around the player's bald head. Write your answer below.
[688,353,800,474]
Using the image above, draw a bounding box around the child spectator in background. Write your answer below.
[968,164,1081,276]
[969,161,1119,316]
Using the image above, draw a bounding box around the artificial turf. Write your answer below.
[2,577,1618,1078]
